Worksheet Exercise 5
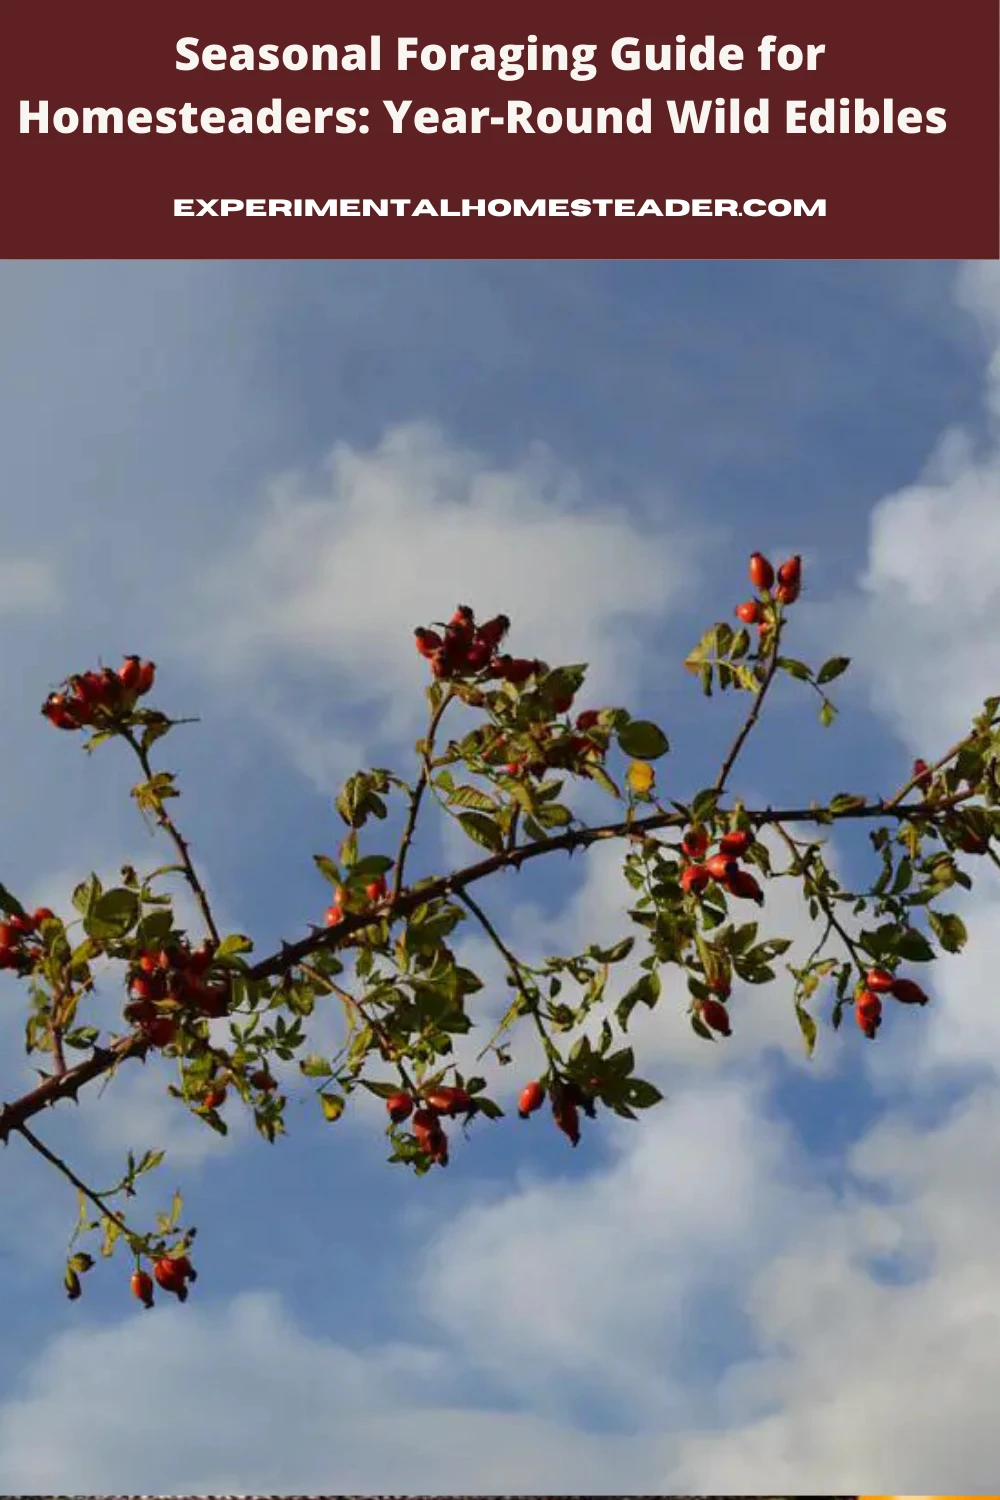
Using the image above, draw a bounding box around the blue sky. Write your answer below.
[1,257,1000,1490]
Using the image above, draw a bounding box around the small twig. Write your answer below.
[882,726,987,813]
[392,687,455,902]
[713,619,786,795]
[458,888,531,990]
[774,822,866,971]
[458,888,552,1062]
[17,1120,134,1241]
[49,988,68,1076]
[305,963,420,1094]
[123,729,220,945]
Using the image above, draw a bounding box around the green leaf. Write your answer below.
[349,854,395,881]
[778,657,813,682]
[615,971,660,1030]
[359,1078,408,1099]
[755,936,792,960]
[624,1078,664,1109]
[216,933,253,958]
[313,854,341,886]
[534,802,571,828]
[589,936,635,964]
[713,622,734,656]
[537,665,588,706]
[583,761,622,799]
[320,1092,345,1122]
[928,910,968,954]
[72,874,102,916]
[829,793,867,815]
[602,1045,636,1076]
[817,656,851,686]
[448,784,499,813]
[63,1025,100,1050]
[725,921,759,954]
[795,1002,817,1058]
[894,927,936,962]
[690,1011,715,1041]
[335,772,382,829]
[84,888,139,941]
[691,788,720,825]
[617,720,670,761]
[137,910,174,946]
[0,883,27,918]
[140,715,173,752]
[457,811,505,853]
[101,1216,121,1258]
[819,700,838,728]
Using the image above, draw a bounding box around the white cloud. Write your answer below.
[819,261,1000,1083]
[418,1073,815,1428]
[830,260,1000,751]
[9,1076,1000,1492]
[183,422,707,783]
[667,1082,1000,1491]
[651,259,1000,1489]
[0,1291,668,1493]
[407,262,1000,1490]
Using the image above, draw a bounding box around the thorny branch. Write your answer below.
[0,783,979,1143]
[0,666,991,1148]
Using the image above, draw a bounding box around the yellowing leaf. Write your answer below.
[626,760,655,796]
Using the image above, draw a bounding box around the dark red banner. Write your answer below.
[2,0,997,257]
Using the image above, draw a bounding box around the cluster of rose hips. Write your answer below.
[679,825,763,907]
[130,1253,197,1308]
[415,605,543,685]
[854,968,928,1039]
[734,552,802,639]
[0,906,55,974]
[385,1083,476,1166]
[41,656,156,731]
[673,826,766,1040]
[124,940,229,1050]
[325,872,389,929]
[515,1077,597,1147]
[385,1074,603,1163]
[413,604,606,779]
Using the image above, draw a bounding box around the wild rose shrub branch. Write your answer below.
[3,554,998,1308]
